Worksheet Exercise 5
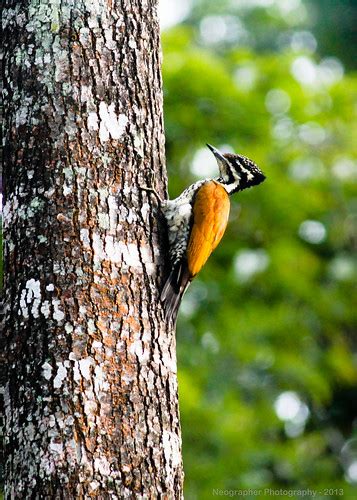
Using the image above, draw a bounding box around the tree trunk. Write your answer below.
[2,0,183,497]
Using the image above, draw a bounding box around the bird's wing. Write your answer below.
[187,181,230,277]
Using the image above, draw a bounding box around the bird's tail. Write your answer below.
[161,262,191,325]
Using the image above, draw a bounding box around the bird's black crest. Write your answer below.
[223,153,265,191]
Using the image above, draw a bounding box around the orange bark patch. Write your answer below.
[96,319,108,334]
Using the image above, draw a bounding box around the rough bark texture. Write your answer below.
[2,0,183,497]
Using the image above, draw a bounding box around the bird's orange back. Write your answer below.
[187,181,230,277]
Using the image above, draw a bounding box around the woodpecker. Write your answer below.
[160,144,265,323]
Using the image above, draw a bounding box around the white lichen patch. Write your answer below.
[87,319,96,334]
[83,0,106,19]
[44,187,56,199]
[62,167,73,180]
[52,299,65,322]
[89,480,100,493]
[26,278,41,299]
[42,362,53,381]
[64,114,78,139]
[94,456,111,476]
[48,415,56,428]
[108,195,118,231]
[79,444,90,467]
[49,442,63,454]
[63,184,72,196]
[64,323,73,334]
[65,416,75,427]
[128,38,137,49]
[41,300,51,318]
[80,84,93,103]
[161,351,177,374]
[46,283,55,292]
[39,454,56,476]
[92,340,103,350]
[18,279,42,318]
[80,228,91,248]
[162,430,181,471]
[125,208,136,225]
[78,357,94,381]
[104,29,116,51]
[25,422,36,441]
[145,370,156,391]
[121,372,135,385]
[129,339,150,363]
[79,28,91,48]
[140,246,155,275]
[19,289,29,318]
[141,202,150,221]
[15,100,32,126]
[98,212,110,229]
[2,198,15,227]
[54,49,69,83]
[53,362,67,389]
[125,243,142,268]
[72,360,81,383]
[98,102,128,142]
[84,398,97,417]
[104,236,122,263]
[93,365,110,396]
[30,197,43,210]
[87,111,99,131]
[92,233,106,265]
[93,234,147,269]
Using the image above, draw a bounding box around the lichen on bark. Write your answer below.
[2,0,183,497]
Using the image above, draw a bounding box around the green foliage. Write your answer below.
[162,2,357,497]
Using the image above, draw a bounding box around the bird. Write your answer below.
[158,144,265,324]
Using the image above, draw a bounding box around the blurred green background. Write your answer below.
[160,0,357,498]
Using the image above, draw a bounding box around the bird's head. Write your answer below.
[207,143,265,194]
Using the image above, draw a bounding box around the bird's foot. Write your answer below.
[139,185,163,205]
[139,170,164,204]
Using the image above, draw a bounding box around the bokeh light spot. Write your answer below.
[265,89,291,115]
[158,0,191,30]
[234,249,269,282]
[298,220,327,244]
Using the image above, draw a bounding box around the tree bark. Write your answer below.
[2,0,183,497]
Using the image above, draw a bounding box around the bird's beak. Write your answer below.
[206,143,227,164]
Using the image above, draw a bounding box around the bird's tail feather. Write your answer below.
[161,263,191,324]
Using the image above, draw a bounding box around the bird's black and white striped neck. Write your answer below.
[207,144,265,195]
